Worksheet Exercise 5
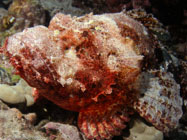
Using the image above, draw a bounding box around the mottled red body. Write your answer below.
[2,10,183,140]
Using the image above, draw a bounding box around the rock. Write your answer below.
[1,0,13,5]
[179,60,187,101]
[0,52,20,85]
[43,122,82,140]
[165,129,187,140]
[0,65,20,85]
[24,112,37,125]
[0,8,8,19]
[172,42,187,60]
[0,79,34,106]
[73,0,109,14]
[0,99,9,109]
[39,0,84,17]
[0,100,48,140]
[0,67,11,84]
[124,118,163,140]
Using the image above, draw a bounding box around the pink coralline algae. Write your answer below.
[1,10,183,140]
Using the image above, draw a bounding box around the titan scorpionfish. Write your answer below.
[1,9,183,139]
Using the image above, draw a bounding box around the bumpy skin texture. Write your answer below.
[2,11,183,140]
[134,71,183,132]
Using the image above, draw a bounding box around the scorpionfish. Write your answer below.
[1,9,183,140]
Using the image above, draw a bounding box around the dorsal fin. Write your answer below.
[124,9,170,42]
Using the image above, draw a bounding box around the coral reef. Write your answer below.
[0,8,8,19]
[0,67,11,84]
[0,62,20,85]
[0,100,48,140]
[7,0,45,25]
[39,0,84,18]
[0,79,34,106]
[0,0,46,45]
[1,10,183,140]
[1,0,12,5]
